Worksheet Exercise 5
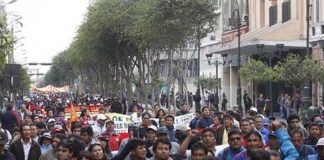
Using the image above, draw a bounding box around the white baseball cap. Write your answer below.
[316,137,324,146]
[147,125,157,132]
[97,114,107,120]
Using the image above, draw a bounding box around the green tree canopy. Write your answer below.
[239,59,274,83]
[273,53,324,91]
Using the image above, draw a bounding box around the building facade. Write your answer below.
[310,0,324,106]
[216,0,308,109]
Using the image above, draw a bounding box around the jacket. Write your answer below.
[0,149,16,160]
[215,125,238,145]
[10,138,41,160]
[234,128,298,160]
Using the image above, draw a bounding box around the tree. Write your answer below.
[239,59,274,83]
[194,76,220,93]
[273,53,324,93]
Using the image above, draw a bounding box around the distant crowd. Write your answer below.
[0,92,323,160]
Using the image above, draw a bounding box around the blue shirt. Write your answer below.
[258,127,269,144]
[196,117,213,129]
[216,146,246,160]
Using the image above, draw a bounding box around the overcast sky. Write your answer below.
[7,0,89,63]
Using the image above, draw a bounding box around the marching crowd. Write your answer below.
[0,93,323,160]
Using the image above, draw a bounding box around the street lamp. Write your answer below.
[206,53,221,104]
[256,43,284,116]
[232,7,242,108]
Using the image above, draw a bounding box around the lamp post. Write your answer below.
[256,43,284,116]
[206,53,222,104]
[233,8,242,108]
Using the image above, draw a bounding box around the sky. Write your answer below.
[7,0,89,63]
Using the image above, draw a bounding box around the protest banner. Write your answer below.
[150,113,194,128]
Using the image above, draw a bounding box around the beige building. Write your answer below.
[215,0,308,108]
[310,0,324,106]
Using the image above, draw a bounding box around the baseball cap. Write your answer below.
[250,107,257,112]
[97,114,107,121]
[0,131,8,144]
[157,127,169,135]
[48,118,56,123]
[316,137,324,146]
[263,118,270,126]
[147,125,157,132]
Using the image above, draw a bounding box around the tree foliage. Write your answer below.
[239,59,274,83]
[0,12,14,76]
[194,76,220,91]
[44,0,217,103]
[273,53,324,91]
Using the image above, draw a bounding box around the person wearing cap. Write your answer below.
[307,137,324,160]
[10,123,41,160]
[148,127,179,157]
[254,114,269,145]
[92,114,107,138]
[0,131,15,160]
[39,132,53,154]
[266,133,279,152]
[144,125,157,158]
[39,133,67,160]
[101,120,120,151]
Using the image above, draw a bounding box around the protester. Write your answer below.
[56,140,74,160]
[39,133,67,160]
[88,143,109,160]
[10,123,41,160]
[196,107,213,129]
[215,113,238,145]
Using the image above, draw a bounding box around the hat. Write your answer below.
[97,114,107,121]
[147,125,157,132]
[157,127,169,135]
[0,131,8,144]
[316,137,324,146]
[40,132,52,140]
[250,107,257,112]
[263,118,270,126]
[48,118,56,123]
[53,124,63,131]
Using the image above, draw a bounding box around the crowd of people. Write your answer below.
[0,92,323,160]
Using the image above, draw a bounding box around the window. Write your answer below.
[322,25,324,34]
[269,5,277,26]
[282,0,291,23]
[312,27,316,36]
